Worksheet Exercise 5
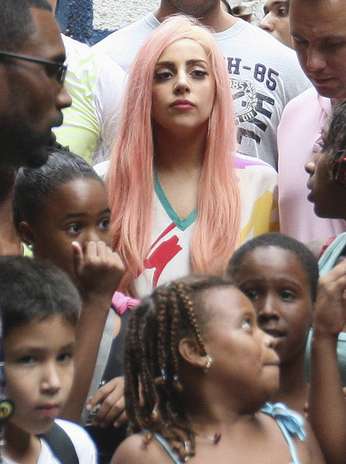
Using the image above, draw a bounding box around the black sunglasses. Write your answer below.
[0,50,67,85]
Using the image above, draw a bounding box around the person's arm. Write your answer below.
[63,241,124,421]
[309,260,346,464]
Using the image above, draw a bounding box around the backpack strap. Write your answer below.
[40,422,79,464]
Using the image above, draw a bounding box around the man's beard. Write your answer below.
[0,124,53,169]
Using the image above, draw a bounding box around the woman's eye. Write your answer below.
[66,223,81,235]
[99,217,110,230]
[280,290,295,301]
[191,69,208,79]
[154,70,173,81]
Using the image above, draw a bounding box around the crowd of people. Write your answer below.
[0,0,345,463]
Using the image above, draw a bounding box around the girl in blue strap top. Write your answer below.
[112,275,324,464]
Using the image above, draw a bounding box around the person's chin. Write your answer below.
[23,145,50,169]
[313,203,328,218]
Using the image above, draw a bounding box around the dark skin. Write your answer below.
[156,0,237,32]
[310,260,346,464]
[0,168,21,256]
[0,8,71,169]
[113,287,324,463]
[230,246,313,414]
[18,178,125,421]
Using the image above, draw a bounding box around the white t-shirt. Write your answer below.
[95,153,278,297]
[54,35,126,164]
[3,419,97,463]
[94,14,310,168]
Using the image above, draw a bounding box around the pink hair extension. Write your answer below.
[107,16,240,289]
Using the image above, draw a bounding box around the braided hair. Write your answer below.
[124,274,233,462]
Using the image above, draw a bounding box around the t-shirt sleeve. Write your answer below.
[55,419,98,463]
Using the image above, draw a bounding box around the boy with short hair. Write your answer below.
[0,256,97,463]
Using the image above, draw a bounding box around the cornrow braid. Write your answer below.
[176,282,207,356]
[124,274,234,461]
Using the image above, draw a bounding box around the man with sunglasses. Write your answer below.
[0,0,71,170]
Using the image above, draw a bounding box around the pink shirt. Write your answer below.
[278,87,346,243]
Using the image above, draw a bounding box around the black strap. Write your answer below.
[41,423,79,464]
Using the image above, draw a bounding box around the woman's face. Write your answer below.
[151,38,216,136]
[305,149,346,219]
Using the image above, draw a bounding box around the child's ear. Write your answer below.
[17,221,35,247]
[178,337,206,369]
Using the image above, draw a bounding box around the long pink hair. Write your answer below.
[108,16,240,289]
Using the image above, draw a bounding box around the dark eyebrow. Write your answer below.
[265,0,287,12]
[156,59,208,67]
[62,208,111,220]
[13,341,75,355]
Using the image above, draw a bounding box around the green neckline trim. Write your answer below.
[154,172,197,231]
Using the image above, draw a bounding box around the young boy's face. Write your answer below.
[23,177,111,284]
[4,315,75,435]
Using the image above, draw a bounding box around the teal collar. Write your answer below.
[154,171,197,231]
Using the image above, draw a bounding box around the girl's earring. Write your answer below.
[203,354,213,374]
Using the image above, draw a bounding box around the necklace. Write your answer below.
[196,432,222,445]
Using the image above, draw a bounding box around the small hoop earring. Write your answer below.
[203,354,213,374]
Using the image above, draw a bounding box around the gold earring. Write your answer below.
[203,354,213,373]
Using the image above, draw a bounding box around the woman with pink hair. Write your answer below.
[99,15,277,296]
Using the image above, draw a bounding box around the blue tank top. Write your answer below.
[149,402,306,464]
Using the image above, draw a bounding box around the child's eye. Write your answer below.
[66,223,82,235]
[244,288,259,301]
[98,217,110,231]
[16,355,36,365]
[241,318,253,332]
[280,289,295,301]
[57,352,73,364]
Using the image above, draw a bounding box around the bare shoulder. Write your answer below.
[111,433,171,464]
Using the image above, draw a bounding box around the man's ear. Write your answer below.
[178,337,207,369]
[17,221,35,246]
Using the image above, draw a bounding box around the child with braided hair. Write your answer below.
[112,276,324,464]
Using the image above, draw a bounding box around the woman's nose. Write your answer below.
[174,72,190,94]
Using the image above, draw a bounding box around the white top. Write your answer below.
[95,153,278,297]
[3,419,97,463]
[54,34,126,164]
[94,14,310,168]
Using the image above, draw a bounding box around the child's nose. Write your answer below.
[85,228,102,242]
[257,294,279,321]
[41,363,61,394]
[305,159,316,175]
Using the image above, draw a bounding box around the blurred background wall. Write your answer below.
[56,0,264,44]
